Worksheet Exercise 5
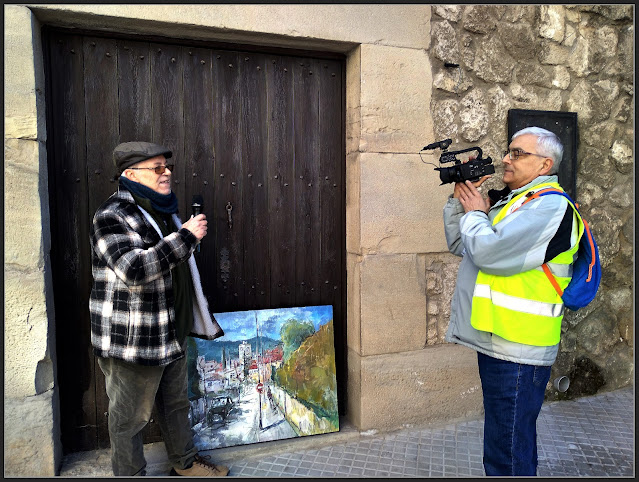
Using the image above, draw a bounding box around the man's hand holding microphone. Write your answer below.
[183,194,206,251]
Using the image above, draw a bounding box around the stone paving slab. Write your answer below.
[59,386,634,477]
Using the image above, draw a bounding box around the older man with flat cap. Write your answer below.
[89,141,228,476]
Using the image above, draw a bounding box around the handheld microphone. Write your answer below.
[192,194,203,252]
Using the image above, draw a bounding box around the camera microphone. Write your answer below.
[422,139,452,151]
[192,194,203,252]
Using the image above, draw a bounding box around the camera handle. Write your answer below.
[440,146,483,164]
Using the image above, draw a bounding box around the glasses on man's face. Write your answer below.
[503,148,547,161]
[129,164,174,174]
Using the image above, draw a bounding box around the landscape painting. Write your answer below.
[187,305,339,450]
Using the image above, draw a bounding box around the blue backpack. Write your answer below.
[526,188,602,311]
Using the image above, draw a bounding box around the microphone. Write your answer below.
[192,194,203,252]
[422,139,452,151]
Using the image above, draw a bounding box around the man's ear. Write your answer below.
[540,158,554,176]
[123,169,137,182]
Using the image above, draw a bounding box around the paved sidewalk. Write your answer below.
[59,385,634,477]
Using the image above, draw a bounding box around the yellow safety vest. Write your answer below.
[470,182,583,346]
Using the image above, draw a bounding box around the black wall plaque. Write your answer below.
[507,109,578,200]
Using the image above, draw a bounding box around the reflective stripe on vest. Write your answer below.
[474,284,565,318]
[469,181,581,347]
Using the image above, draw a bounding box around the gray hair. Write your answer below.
[512,126,564,174]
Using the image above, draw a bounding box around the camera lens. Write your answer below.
[437,166,458,184]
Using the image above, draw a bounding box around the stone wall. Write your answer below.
[428,4,634,400]
[4,4,62,477]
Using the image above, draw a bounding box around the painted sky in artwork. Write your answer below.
[213,305,333,341]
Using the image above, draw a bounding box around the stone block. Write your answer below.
[567,80,593,121]
[462,5,501,34]
[487,86,511,141]
[359,253,426,356]
[432,98,460,140]
[345,46,361,156]
[4,138,46,268]
[514,62,553,89]
[588,209,623,268]
[610,140,633,174]
[591,79,620,123]
[4,6,43,140]
[433,68,473,95]
[460,89,488,142]
[431,20,459,64]
[510,84,562,112]
[359,45,433,154]
[423,253,460,345]
[499,23,537,59]
[346,252,362,354]
[539,5,565,42]
[360,153,449,254]
[472,36,515,84]
[552,65,571,89]
[357,344,483,431]
[593,343,634,391]
[568,34,593,78]
[607,288,633,347]
[345,347,363,428]
[433,6,463,23]
[539,39,570,66]
[5,269,50,398]
[575,306,619,356]
[611,94,632,123]
[4,390,61,476]
[345,151,361,254]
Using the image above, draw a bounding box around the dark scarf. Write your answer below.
[488,186,512,207]
[119,176,178,214]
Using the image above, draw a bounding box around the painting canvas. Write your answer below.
[187,305,339,450]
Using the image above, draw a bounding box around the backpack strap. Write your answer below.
[542,263,564,296]
[518,188,582,298]
[580,217,596,282]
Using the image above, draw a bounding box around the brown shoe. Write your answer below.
[170,454,229,477]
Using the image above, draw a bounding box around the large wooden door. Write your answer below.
[43,28,346,453]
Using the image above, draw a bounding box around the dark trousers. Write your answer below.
[97,352,198,476]
[477,351,551,476]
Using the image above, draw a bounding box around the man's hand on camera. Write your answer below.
[452,174,491,199]
[457,179,491,214]
[182,214,208,241]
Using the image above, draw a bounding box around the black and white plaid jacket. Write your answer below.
[89,186,222,366]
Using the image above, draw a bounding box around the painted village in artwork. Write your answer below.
[187,305,339,450]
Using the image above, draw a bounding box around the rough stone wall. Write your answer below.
[428,4,634,400]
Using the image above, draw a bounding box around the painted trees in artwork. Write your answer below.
[280,318,315,360]
[275,319,338,426]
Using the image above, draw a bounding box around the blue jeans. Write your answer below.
[477,352,551,476]
[97,351,198,476]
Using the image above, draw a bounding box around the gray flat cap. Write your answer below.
[113,141,173,173]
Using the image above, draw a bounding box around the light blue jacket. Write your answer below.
[443,175,577,366]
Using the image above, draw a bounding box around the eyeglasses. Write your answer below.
[503,148,547,161]
[128,164,174,174]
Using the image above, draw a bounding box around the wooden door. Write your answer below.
[43,28,346,453]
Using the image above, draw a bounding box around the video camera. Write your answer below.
[422,139,495,185]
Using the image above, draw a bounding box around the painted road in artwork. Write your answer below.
[187,305,339,450]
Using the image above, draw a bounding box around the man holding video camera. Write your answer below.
[443,127,581,476]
